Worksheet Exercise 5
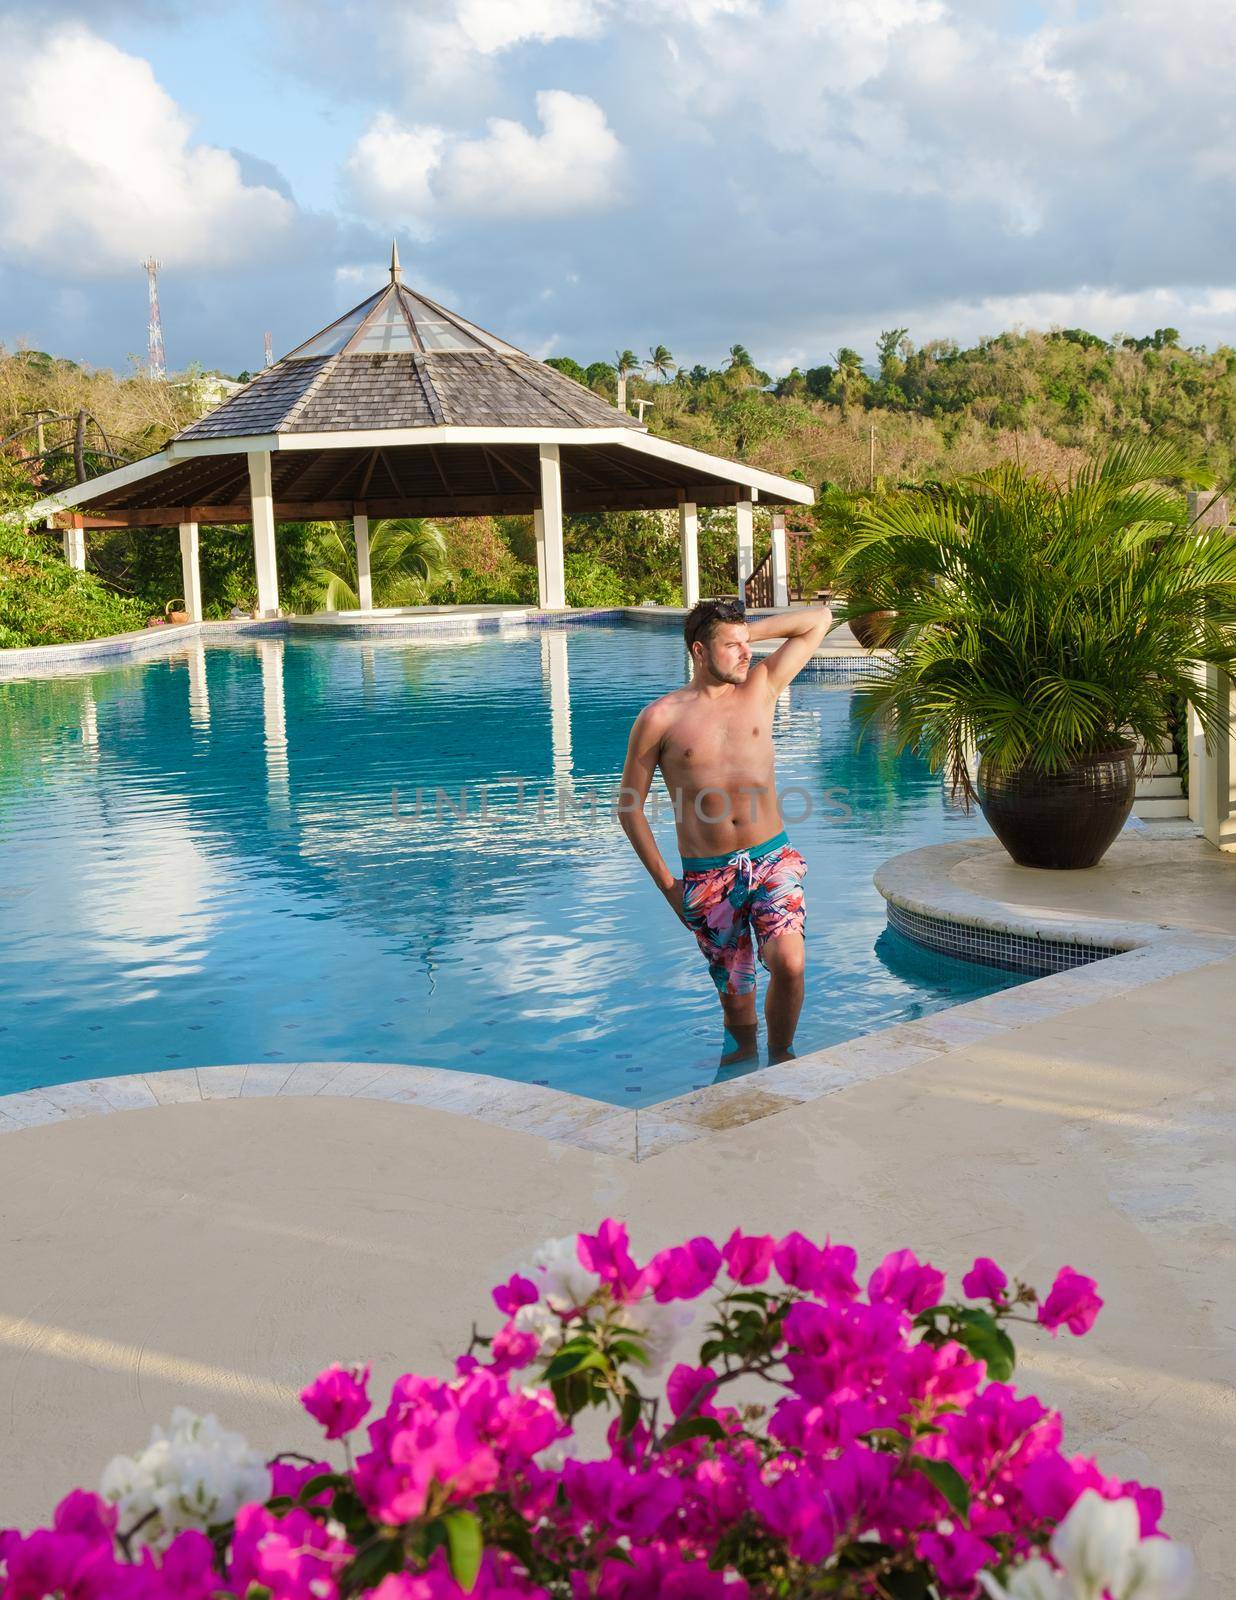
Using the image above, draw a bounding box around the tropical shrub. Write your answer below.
[563,551,630,608]
[0,1220,1192,1600]
[841,442,1236,796]
[0,522,147,647]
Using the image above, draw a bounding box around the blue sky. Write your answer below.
[2,0,1235,378]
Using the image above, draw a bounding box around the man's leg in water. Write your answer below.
[761,931,805,1060]
[719,989,758,1065]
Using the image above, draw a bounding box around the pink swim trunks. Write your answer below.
[680,830,807,997]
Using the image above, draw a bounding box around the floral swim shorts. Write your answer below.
[680,830,807,997]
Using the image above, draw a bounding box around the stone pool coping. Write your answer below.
[3,922,1230,1161]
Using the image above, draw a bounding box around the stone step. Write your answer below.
[1134,774,1186,798]
[1139,753,1179,777]
[1133,796,1190,819]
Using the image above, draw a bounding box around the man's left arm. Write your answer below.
[747,605,834,693]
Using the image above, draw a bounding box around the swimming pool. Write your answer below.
[0,623,1024,1106]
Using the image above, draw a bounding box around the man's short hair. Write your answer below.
[684,597,746,654]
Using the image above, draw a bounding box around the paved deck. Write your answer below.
[2,947,1234,1591]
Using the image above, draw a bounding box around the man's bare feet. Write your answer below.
[719,1022,759,1068]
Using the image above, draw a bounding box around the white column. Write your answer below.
[187,639,211,731]
[259,638,289,814]
[247,450,280,617]
[537,444,566,609]
[736,496,754,598]
[679,501,699,608]
[62,522,86,571]
[1187,491,1236,850]
[541,631,574,805]
[353,512,373,611]
[1198,665,1236,851]
[178,521,202,622]
[533,510,548,609]
[770,510,789,608]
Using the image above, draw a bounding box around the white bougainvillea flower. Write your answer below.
[983,1492,1194,1600]
[100,1407,269,1547]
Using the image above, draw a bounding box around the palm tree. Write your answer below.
[312,518,449,610]
[727,344,754,373]
[614,350,639,414]
[646,344,676,384]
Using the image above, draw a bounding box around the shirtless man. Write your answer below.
[619,596,834,1063]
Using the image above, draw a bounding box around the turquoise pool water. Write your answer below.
[0,624,1024,1106]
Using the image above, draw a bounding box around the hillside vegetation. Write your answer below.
[1,323,1231,638]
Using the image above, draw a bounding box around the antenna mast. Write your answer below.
[143,257,166,379]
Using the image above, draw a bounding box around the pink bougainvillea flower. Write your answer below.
[1037,1267,1102,1335]
[666,1363,721,1419]
[300,1362,372,1439]
[577,1219,646,1299]
[867,1249,946,1315]
[489,1320,540,1375]
[961,1256,1009,1304]
[721,1228,776,1285]
[492,1274,539,1316]
[50,1490,117,1544]
[146,1529,220,1600]
[773,1232,859,1300]
[916,1526,996,1594]
[646,1236,722,1302]
[228,1503,351,1600]
[269,1458,334,1507]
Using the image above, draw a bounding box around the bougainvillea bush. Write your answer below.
[0,1222,1193,1600]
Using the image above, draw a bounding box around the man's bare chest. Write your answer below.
[660,703,774,777]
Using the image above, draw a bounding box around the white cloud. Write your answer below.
[345,90,625,226]
[0,21,294,273]
[454,0,605,53]
[344,116,447,237]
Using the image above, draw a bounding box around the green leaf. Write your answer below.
[543,1345,608,1381]
[909,1457,971,1522]
[296,1471,342,1503]
[663,1415,727,1446]
[620,1386,643,1438]
[443,1510,484,1593]
[861,1427,910,1451]
[344,1538,404,1592]
[952,1309,1016,1381]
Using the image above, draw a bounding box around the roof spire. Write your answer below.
[390,239,402,284]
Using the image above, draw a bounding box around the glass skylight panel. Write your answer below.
[350,296,416,353]
[286,296,380,359]
[402,294,484,352]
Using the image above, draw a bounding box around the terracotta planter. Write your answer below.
[977,745,1136,869]
[849,608,896,650]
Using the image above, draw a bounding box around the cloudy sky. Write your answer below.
[2,0,1235,378]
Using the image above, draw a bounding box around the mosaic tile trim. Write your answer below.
[887,900,1123,975]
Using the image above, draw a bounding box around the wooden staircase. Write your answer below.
[744,547,773,608]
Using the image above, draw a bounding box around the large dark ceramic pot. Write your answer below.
[976,745,1136,869]
[849,608,896,650]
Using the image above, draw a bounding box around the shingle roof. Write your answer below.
[176,271,641,443]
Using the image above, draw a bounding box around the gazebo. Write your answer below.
[35,247,814,616]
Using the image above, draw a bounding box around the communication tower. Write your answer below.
[142,257,166,380]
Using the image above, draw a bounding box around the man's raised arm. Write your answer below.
[747,604,834,694]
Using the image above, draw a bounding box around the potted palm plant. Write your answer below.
[841,443,1236,868]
